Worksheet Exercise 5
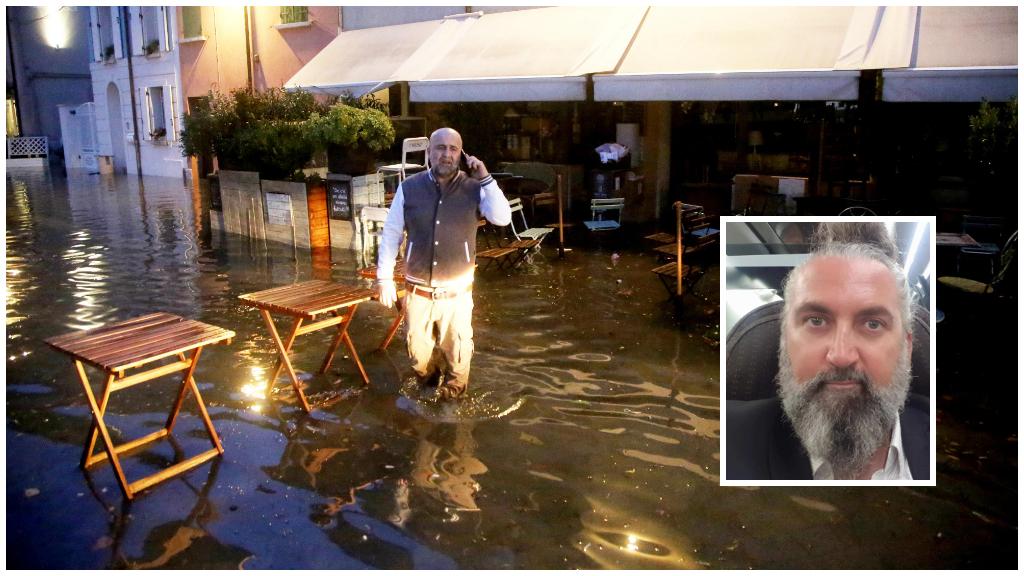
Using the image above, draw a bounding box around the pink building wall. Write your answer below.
[177,6,340,110]
[251,6,339,90]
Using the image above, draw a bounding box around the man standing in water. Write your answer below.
[376,128,511,400]
[727,222,930,480]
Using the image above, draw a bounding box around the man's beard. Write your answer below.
[777,338,911,479]
[432,161,458,179]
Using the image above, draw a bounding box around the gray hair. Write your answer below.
[780,222,915,335]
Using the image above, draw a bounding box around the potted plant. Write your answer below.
[144,39,160,56]
[309,96,395,175]
[103,44,115,62]
[149,127,166,140]
[181,87,326,180]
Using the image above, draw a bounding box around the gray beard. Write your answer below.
[777,339,911,479]
[432,163,458,180]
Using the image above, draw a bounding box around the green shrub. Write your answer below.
[181,88,394,181]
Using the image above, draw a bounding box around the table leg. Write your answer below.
[166,349,201,432]
[378,296,406,351]
[182,351,224,454]
[320,305,370,385]
[81,369,116,469]
[259,309,311,413]
[267,316,304,390]
[74,360,133,499]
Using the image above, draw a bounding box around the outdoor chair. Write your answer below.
[359,205,390,255]
[583,197,625,232]
[508,197,553,248]
[938,230,1017,309]
[378,137,429,184]
[651,201,719,300]
[957,215,1005,279]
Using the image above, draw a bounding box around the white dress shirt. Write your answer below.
[810,418,913,480]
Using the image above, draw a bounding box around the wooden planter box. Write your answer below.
[214,170,330,250]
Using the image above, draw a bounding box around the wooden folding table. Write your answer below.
[238,280,375,412]
[45,312,234,500]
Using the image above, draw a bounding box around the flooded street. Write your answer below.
[5,170,1016,569]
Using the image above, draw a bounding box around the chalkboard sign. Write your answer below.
[328,177,352,220]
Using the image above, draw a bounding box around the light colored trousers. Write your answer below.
[405,290,474,386]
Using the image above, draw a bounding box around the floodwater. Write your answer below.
[5,169,1016,569]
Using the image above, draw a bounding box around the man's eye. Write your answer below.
[865,319,884,330]
[805,316,825,327]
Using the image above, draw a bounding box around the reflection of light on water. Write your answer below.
[577,496,695,569]
[240,383,266,400]
[241,367,268,410]
[62,232,109,331]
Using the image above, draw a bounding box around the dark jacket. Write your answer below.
[725,393,931,480]
[401,170,481,286]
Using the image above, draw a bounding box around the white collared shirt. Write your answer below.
[810,418,913,480]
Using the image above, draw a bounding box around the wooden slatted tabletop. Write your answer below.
[238,280,376,319]
[45,312,235,374]
[357,260,406,281]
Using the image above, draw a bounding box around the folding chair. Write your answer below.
[378,137,430,184]
[652,201,720,300]
[509,197,553,248]
[360,205,390,254]
[583,197,625,232]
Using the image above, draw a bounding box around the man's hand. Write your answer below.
[378,280,398,309]
[463,152,489,180]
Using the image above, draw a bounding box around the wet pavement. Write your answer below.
[5,169,1017,569]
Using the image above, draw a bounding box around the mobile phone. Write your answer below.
[460,151,471,173]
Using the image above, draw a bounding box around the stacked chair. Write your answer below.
[648,201,720,301]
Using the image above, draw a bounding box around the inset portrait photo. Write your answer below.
[720,217,936,486]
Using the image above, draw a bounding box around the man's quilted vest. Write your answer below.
[401,170,480,286]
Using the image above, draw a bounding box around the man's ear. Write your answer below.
[905,330,913,358]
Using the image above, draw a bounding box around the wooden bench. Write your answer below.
[45,312,234,500]
[239,281,376,413]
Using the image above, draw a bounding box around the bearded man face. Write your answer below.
[778,255,913,479]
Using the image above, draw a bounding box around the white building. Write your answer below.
[87,6,185,178]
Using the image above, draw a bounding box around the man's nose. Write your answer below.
[825,325,859,368]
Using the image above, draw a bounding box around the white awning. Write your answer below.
[881,6,1018,102]
[283,19,442,98]
[408,6,648,102]
[594,6,869,102]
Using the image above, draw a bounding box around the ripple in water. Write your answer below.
[396,377,525,422]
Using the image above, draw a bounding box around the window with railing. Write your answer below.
[181,6,203,39]
[279,6,308,25]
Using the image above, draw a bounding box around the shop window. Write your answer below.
[181,6,203,39]
[280,6,308,25]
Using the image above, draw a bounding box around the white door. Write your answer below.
[105,82,127,173]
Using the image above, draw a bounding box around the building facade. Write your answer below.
[84,6,341,178]
[6,6,93,157]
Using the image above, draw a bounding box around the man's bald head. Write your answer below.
[429,127,463,181]
[430,127,462,148]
